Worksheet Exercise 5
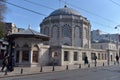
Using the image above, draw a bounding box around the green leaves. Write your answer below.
[0,22,7,39]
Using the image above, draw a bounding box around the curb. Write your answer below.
[0,64,116,78]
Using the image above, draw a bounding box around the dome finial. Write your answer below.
[64,0,67,8]
[64,5,67,8]
[28,24,31,29]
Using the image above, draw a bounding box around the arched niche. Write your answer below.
[32,45,39,63]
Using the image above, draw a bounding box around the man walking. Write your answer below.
[1,56,9,71]
[116,55,119,64]
[94,55,97,66]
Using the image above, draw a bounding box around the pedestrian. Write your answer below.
[84,55,88,65]
[1,56,9,71]
[116,55,119,64]
[94,55,97,65]
[7,55,15,72]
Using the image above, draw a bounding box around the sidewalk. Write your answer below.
[0,62,115,78]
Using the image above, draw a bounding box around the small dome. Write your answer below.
[49,6,80,16]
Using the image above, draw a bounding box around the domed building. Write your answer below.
[6,6,108,67]
[40,6,107,66]
[40,5,91,48]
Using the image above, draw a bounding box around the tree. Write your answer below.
[0,22,7,39]
[0,0,7,39]
[0,0,7,21]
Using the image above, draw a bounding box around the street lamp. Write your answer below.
[115,25,120,57]
[115,25,120,29]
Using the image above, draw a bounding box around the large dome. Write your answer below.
[49,6,80,16]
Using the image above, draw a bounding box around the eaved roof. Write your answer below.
[8,28,49,41]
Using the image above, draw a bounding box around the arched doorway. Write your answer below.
[52,51,59,65]
[32,45,39,63]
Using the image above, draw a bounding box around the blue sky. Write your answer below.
[4,0,120,34]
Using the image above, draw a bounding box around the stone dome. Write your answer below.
[49,6,80,16]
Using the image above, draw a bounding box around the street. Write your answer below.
[1,65,120,80]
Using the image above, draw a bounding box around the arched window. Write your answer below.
[74,26,81,47]
[75,27,80,38]
[44,27,49,36]
[32,45,39,63]
[22,44,29,62]
[52,25,59,38]
[62,24,71,38]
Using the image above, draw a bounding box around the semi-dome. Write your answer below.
[49,6,80,16]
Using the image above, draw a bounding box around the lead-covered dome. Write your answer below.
[49,6,80,16]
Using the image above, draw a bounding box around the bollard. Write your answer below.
[66,65,68,70]
[21,68,23,74]
[40,66,43,72]
[103,62,104,66]
[114,61,116,65]
[88,64,90,68]
[79,64,81,68]
[4,69,8,75]
[95,63,96,67]
[52,65,55,71]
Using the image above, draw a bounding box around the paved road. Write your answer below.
[1,65,120,80]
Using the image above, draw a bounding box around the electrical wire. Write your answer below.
[21,0,116,29]
[23,0,55,10]
[60,0,119,24]
[2,0,47,16]
[109,0,120,6]
[3,0,118,32]
[23,0,117,29]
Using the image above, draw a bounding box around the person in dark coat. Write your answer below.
[94,55,97,65]
[7,55,15,72]
[116,55,119,64]
[84,55,88,64]
[1,56,9,71]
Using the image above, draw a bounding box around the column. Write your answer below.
[69,51,73,64]
[29,49,32,64]
[19,51,22,64]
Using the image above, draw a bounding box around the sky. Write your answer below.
[3,0,120,34]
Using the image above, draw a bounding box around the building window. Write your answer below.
[98,53,100,60]
[91,53,95,60]
[33,51,38,63]
[82,52,86,60]
[105,54,107,60]
[44,27,49,36]
[52,26,59,38]
[32,45,39,63]
[74,52,78,61]
[64,51,69,61]
[102,53,104,60]
[62,24,71,38]
[16,51,20,63]
[22,50,29,62]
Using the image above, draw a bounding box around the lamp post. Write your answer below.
[115,25,120,57]
[7,36,15,71]
[107,49,110,66]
